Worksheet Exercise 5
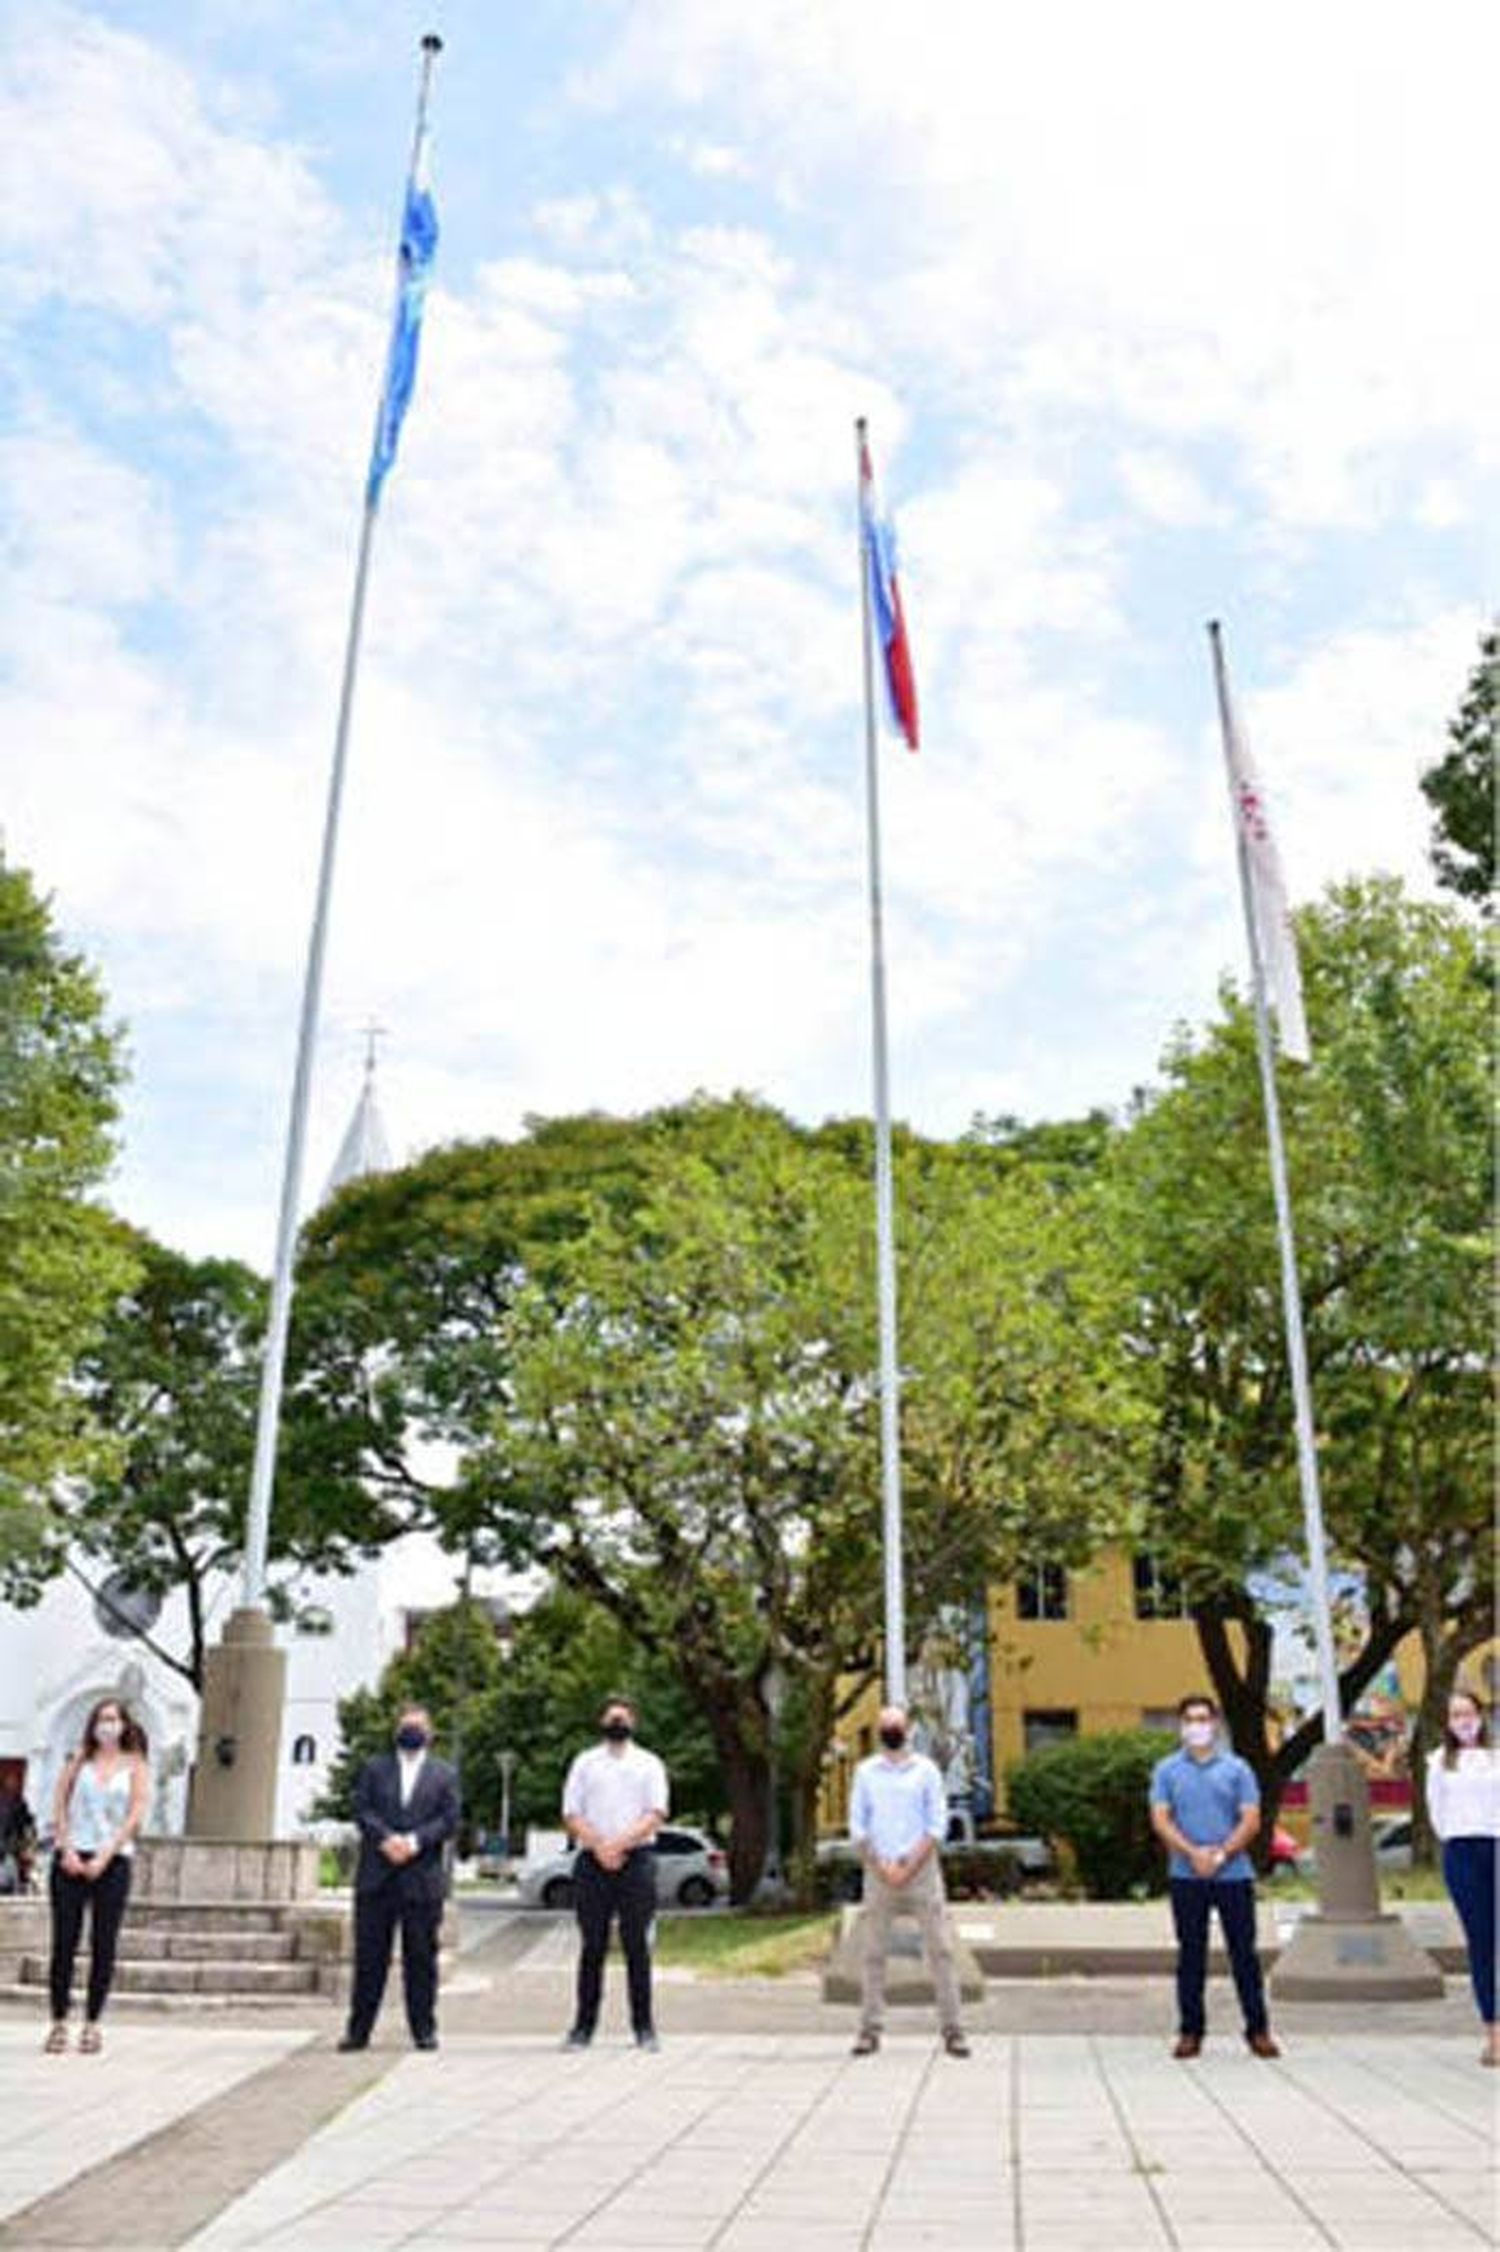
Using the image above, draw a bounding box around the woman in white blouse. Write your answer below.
[1425,1686,1498,2065]
[45,1698,150,2054]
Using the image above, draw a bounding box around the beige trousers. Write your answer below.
[860,1853,963,2035]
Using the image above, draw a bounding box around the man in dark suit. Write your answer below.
[339,1704,459,2052]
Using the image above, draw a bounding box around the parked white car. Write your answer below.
[516,1826,729,1910]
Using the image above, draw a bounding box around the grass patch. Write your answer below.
[653,1912,838,1979]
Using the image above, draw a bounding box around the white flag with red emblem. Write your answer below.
[1222,686,1310,1064]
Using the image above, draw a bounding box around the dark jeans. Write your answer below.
[573,1848,655,2035]
[347,1883,442,2043]
[1443,1835,1496,2025]
[1169,1876,1268,2038]
[49,1853,132,2021]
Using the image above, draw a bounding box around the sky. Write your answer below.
[3,0,1496,1266]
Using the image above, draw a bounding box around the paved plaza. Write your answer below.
[0,2021,1494,2252]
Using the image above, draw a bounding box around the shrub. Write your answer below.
[1005,1730,1173,1899]
[809,1843,1027,1909]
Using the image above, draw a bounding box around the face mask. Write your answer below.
[602,1719,632,1743]
[94,1720,123,1748]
[879,1726,907,1752]
[395,1725,428,1753]
[1451,1715,1483,1746]
[1182,1719,1215,1750]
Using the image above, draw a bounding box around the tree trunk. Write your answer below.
[1409,1593,1483,1867]
[716,1732,770,1905]
[1194,1592,1412,1869]
[788,1674,836,1908]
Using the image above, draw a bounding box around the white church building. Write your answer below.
[0,1050,498,1841]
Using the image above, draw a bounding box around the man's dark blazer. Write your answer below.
[352,1752,459,1902]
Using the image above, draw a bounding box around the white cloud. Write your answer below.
[584,0,1500,531]
[1,6,1488,1265]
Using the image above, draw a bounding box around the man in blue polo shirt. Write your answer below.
[1150,1693,1280,2060]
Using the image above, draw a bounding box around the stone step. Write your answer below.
[19,1954,320,1996]
[113,1904,295,1933]
[108,1929,299,1963]
[0,1980,327,2013]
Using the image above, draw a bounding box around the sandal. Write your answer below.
[43,2021,69,2054]
[78,2023,102,2055]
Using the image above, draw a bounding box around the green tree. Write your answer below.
[1421,625,1496,907]
[463,1098,1141,1900]
[0,857,135,1571]
[1006,1730,1171,1898]
[6,1231,399,1688]
[316,1589,727,1843]
[1106,879,1492,1848]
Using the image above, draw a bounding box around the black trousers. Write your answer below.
[347,1883,442,2043]
[1169,1876,1269,2038]
[573,1848,655,2035]
[49,1854,132,2021]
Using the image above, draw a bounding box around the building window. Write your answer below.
[1133,1555,1189,1620]
[1141,1708,1181,1736]
[1015,1564,1069,1621]
[291,1735,318,1766]
[1023,1709,1078,1754]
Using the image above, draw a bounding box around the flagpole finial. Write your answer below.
[421,32,444,54]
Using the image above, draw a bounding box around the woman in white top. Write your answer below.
[45,1698,150,2054]
[1425,1686,1498,2065]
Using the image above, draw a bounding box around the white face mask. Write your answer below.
[1450,1714,1483,1746]
[94,1720,123,1748]
[1181,1719,1216,1750]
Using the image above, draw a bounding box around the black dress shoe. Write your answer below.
[337,2034,369,2052]
[562,2027,592,2051]
[634,2028,661,2052]
[414,2033,439,2051]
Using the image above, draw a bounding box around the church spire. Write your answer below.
[323,1024,393,1201]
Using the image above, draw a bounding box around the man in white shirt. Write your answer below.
[849,1705,968,2057]
[560,1695,669,2051]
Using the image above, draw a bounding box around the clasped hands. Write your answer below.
[592,1837,631,1872]
[1187,1843,1226,1878]
[60,1847,112,1881]
[379,1833,420,1865]
[874,1851,920,1889]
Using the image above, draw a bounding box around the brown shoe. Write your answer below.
[1172,2034,1202,2059]
[1245,2031,1281,2059]
[851,2029,880,2056]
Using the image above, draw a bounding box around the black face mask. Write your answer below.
[601,1719,633,1743]
[879,1726,907,1752]
[395,1725,428,1753]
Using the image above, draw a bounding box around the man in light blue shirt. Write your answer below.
[1150,1693,1280,2060]
[849,1705,968,2057]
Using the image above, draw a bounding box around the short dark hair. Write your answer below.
[1177,1693,1218,1720]
[598,1693,637,1724]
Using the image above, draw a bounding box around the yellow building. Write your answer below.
[985,1551,1208,1803]
[819,1550,1481,1834]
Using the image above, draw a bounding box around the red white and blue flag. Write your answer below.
[859,431,920,751]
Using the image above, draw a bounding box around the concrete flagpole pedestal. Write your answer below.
[1269,1743,1443,2001]
[822,1901,986,2007]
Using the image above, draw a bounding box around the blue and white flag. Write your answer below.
[367,123,439,506]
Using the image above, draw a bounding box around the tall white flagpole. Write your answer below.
[241,35,442,1610]
[1207,620,1342,1747]
[856,416,907,1707]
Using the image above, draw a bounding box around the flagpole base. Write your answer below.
[186,1608,287,1842]
[1268,1743,1443,2003]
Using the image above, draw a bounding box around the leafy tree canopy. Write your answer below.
[0,857,135,1572]
[1420,625,1496,906]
